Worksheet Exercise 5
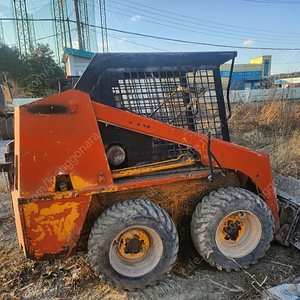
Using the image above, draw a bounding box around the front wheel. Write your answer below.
[88,199,179,290]
[191,187,274,271]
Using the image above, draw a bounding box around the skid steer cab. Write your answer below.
[2,52,299,291]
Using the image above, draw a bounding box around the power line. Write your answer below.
[5,28,77,46]
[29,2,51,14]
[0,17,56,22]
[105,7,300,45]
[117,0,300,37]
[35,28,77,42]
[108,0,140,52]
[83,21,300,51]
[1,17,300,51]
[108,0,300,41]
[105,33,168,52]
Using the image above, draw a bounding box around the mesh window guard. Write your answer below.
[112,69,223,139]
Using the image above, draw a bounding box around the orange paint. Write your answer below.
[11,89,279,261]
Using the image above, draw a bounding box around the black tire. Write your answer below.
[191,186,274,271]
[88,199,179,290]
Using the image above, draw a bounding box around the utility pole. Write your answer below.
[73,0,84,50]
[99,0,108,52]
[12,0,34,56]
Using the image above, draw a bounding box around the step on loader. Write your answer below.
[1,52,300,290]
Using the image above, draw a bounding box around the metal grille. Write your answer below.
[112,70,223,139]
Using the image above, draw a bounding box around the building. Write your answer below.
[62,47,95,76]
[274,77,300,88]
[220,55,272,90]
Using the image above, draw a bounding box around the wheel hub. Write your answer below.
[124,235,143,254]
[224,220,242,241]
[114,228,151,261]
[215,210,262,258]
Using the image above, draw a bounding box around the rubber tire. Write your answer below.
[88,199,179,291]
[191,186,274,271]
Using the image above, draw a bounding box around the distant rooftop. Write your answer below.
[62,47,95,63]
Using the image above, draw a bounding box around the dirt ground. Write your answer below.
[1,175,300,300]
[1,100,300,300]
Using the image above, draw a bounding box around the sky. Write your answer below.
[0,0,300,74]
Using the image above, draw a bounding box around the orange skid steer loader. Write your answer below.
[1,52,300,290]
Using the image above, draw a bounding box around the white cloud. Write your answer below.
[131,15,141,22]
[243,39,255,46]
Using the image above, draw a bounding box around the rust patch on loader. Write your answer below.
[20,196,91,260]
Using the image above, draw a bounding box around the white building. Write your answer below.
[274,77,300,88]
[62,47,95,76]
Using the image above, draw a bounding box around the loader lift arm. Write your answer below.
[91,100,280,231]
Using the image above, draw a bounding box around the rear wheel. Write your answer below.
[191,187,274,271]
[88,199,179,290]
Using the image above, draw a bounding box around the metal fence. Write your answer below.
[224,87,300,102]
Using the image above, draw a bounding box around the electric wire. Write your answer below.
[106,33,168,52]
[105,7,300,45]
[107,0,300,42]
[30,0,50,45]
[108,0,140,51]
[1,17,300,51]
[81,21,300,51]
[116,0,300,37]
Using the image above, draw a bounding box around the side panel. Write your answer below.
[13,90,112,259]
[17,89,113,197]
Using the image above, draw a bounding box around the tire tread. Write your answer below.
[88,199,179,290]
[191,187,274,272]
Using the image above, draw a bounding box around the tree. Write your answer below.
[0,43,65,98]
[24,44,65,97]
[0,43,25,84]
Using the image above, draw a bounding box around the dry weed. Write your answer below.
[229,100,300,178]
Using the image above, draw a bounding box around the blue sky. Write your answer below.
[1,0,300,74]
